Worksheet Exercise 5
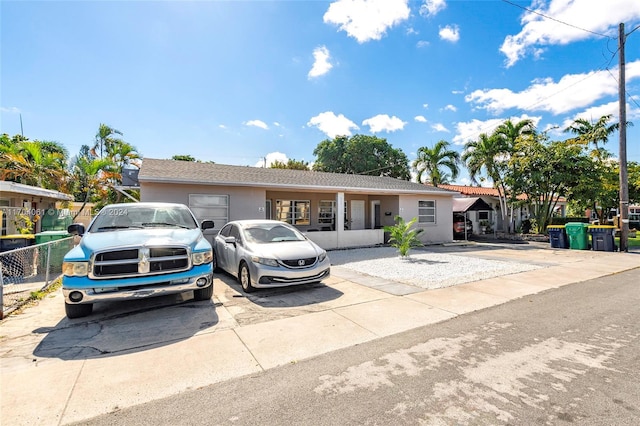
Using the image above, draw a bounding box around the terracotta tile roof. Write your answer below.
[139,158,458,195]
[436,184,565,202]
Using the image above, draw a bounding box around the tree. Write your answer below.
[563,114,620,160]
[93,123,123,159]
[0,136,69,191]
[270,159,310,170]
[507,134,593,232]
[313,134,410,179]
[462,132,511,232]
[412,140,460,186]
[68,145,115,216]
[172,155,197,162]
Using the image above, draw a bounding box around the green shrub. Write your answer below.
[383,216,424,257]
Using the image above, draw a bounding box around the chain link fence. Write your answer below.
[1,237,74,318]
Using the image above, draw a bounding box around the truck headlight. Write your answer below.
[251,256,279,267]
[192,249,213,265]
[62,262,89,277]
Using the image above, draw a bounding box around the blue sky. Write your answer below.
[2,0,640,184]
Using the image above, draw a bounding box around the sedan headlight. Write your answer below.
[192,249,213,265]
[251,256,279,267]
[62,261,89,277]
[318,251,327,262]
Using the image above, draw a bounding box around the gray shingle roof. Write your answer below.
[139,158,456,196]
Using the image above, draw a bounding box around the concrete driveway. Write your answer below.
[2,243,640,425]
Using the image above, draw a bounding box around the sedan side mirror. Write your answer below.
[223,236,236,245]
[67,223,86,236]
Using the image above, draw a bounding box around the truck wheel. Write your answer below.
[239,262,255,293]
[65,303,93,319]
[194,282,213,301]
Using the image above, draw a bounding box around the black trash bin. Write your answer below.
[547,225,569,249]
[588,225,617,252]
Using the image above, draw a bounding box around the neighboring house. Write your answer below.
[0,181,74,235]
[137,158,458,249]
[437,184,567,233]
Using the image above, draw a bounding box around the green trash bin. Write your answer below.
[587,225,617,252]
[565,222,590,250]
[35,231,72,268]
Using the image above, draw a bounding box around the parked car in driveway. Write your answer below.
[453,213,473,239]
[62,202,215,319]
[212,220,331,293]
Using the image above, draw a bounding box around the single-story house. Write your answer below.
[0,181,74,235]
[437,184,567,233]
[138,158,458,249]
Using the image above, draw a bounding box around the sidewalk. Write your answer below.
[2,244,640,425]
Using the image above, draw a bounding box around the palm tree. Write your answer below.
[493,118,536,149]
[1,140,69,190]
[93,124,123,159]
[563,114,622,159]
[462,132,512,232]
[412,140,460,186]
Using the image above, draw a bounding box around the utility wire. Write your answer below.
[500,0,612,39]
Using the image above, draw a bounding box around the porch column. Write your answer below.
[336,192,345,248]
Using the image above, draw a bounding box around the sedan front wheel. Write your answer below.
[239,262,255,293]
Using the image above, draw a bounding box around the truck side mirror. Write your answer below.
[67,223,86,236]
[201,220,214,230]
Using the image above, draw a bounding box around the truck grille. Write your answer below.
[91,246,191,279]
[280,256,317,268]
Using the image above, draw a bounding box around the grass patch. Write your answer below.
[615,234,640,247]
[4,277,62,318]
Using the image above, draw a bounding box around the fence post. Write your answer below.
[45,243,52,287]
[0,262,4,320]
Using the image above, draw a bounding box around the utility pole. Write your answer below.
[618,22,629,252]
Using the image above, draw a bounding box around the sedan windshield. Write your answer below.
[244,224,306,243]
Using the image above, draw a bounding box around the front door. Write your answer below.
[350,200,365,230]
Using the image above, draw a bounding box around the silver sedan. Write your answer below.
[212,220,331,292]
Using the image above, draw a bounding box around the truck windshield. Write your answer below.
[91,205,198,232]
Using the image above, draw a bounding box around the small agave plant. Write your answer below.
[383,215,424,258]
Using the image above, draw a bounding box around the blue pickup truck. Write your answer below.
[62,202,215,319]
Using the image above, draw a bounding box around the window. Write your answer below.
[478,211,490,221]
[276,200,310,225]
[189,194,228,231]
[318,200,335,225]
[265,199,272,220]
[418,200,436,224]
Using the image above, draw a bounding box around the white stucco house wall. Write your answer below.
[137,158,459,250]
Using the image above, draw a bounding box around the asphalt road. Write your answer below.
[76,269,640,426]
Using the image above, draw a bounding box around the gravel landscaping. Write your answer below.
[328,246,543,290]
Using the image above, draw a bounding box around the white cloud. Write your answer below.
[307,111,359,138]
[431,123,450,132]
[406,27,418,35]
[439,24,459,42]
[323,0,410,43]
[308,46,333,79]
[452,114,542,145]
[443,104,457,112]
[218,124,227,129]
[419,0,446,17]
[244,120,269,130]
[466,60,640,115]
[273,122,281,127]
[416,40,430,48]
[558,100,639,133]
[423,103,429,109]
[255,152,288,168]
[1,106,21,113]
[415,115,428,123]
[500,0,640,67]
[362,114,407,133]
